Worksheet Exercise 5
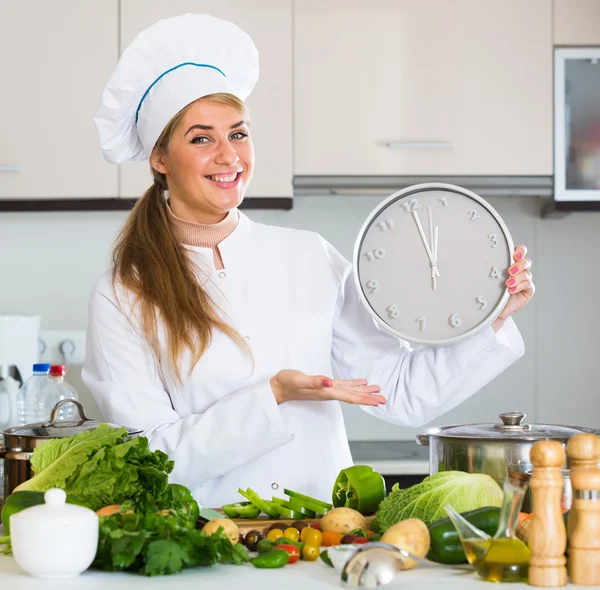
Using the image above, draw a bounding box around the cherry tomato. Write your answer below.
[353,537,369,545]
[366,531,376,539]
[267,528,284,542]
[284,527,300,542]
[321,531,342,547]
[301,528,323,546]
[309,522,321,530]
[277,544,300,564]
[341,534,357,544]
[302,543,320,561]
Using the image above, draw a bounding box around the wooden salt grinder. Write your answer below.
[568,460,600,584]
[528,440,567,587]
[566,433,599,541]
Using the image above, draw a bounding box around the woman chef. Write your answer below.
[83,14,533,508]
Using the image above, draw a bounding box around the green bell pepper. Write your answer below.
[238,488,280,519]
[332,465,386,515]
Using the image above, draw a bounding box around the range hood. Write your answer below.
[294,175,553,199]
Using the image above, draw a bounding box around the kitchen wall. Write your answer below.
[1,195,598,438]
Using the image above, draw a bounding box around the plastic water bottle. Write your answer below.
[49,365,79,420]
[15,364,62,426]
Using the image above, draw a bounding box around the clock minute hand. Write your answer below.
[412,210,440,283]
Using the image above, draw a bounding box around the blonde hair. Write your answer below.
[112,93,252,382]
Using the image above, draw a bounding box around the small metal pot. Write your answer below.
[416,411,598,512]
[0,399,140,500]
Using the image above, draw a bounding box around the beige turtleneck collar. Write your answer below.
[167,204,240,270]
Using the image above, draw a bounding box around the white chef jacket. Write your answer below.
[82,211,525,508]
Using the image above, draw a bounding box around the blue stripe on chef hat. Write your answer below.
[135,63,227,124]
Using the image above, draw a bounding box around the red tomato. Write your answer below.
[353,537,369,545]
[277,544,300,564]
[309,522,321,530]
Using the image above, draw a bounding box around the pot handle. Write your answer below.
[415,433,429,446]
[42,399,91,428]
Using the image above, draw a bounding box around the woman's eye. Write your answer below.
[191,136,209,144]
[231,132,248,140]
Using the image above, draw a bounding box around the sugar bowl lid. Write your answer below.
[11,489,97,524]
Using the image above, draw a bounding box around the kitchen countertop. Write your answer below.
[349,440,430,475]
[0,556,596,589]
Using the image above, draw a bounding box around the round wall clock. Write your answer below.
[353,183,514,346]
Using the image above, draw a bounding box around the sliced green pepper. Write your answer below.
[283,489,332,514]
[332,465,386,515]
[238,488,280,519]
[272,496,316,518]
[221,501,261,519]
[319,550,334,567]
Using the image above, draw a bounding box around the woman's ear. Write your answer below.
[150,150,169,175]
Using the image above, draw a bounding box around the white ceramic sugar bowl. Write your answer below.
[10,488,99,578]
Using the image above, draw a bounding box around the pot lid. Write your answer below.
[0,399,141,439]
[424,412,598,441]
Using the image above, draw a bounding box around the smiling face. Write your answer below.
[150,97,254,223]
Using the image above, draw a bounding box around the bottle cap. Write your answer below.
[32,363,50,373]
[49,365,66,377]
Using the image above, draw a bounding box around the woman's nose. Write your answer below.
[215,140,239,165]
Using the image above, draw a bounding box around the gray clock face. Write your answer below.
[353,184,514,345]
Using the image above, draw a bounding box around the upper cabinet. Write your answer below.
[0,1,118,199]
[294,0,553,177]
[119,0,293,200]
[554,0,600,45]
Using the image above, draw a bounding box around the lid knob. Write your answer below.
[44,488,67,506]
[495,412,530,431]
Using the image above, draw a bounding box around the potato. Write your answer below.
[202,517,240,544]
[320,507,367,534]
[380,519,430,570]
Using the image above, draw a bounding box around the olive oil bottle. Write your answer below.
[446,473,531,583]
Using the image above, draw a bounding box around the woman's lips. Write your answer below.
[205,172,242,189]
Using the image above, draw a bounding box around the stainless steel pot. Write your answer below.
[0,399,140,500]
[416,411,598,512]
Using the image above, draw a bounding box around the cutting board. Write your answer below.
[230,514,376,537]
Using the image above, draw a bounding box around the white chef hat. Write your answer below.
[93,13,259,164]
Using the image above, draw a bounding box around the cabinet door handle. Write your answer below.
[0,166,22,173]
[384,141,454,150]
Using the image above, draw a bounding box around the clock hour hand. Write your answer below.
[412,210,440,288]
[428,206,440,290]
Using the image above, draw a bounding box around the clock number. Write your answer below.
[364,248,386,262]
[402,198,421,213]
[416,316,427,331]
[476,295,488,310]
[366,280,380,294]
[449,312,463,327]
[439,196,448,207]
[469,209,481,220]
[490,266,502,279]
[488,234,499,248]
[378,219,395,232]
[387,304,400,319]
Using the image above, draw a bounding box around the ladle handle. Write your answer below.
[42,399,91,428]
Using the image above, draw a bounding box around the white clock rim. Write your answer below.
[352,182,515,347]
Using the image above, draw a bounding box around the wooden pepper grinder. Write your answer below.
[567,433,599,541]
[528,440,567,587]
[568,455,600,584]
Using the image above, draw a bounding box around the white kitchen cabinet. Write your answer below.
[120,1,292,201]
[294,0,552,177]
[0,1,118,199]
[554,0,600,45]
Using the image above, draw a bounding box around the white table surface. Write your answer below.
[0,555,598,589]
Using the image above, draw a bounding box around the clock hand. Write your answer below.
[428,205,441,290]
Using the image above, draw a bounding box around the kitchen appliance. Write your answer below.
[416,412,598,512]
[0,314,40,386]
[0,399,140,500]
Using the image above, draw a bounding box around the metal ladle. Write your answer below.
[340,542,450,588]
